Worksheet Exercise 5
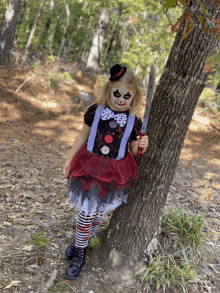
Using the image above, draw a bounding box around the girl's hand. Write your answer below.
[137,135,149,148]
[63,162,71,179]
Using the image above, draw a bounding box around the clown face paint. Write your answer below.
[109,84,135,111]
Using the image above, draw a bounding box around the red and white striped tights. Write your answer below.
[75,210,105,248]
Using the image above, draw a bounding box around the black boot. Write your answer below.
[64,243,77,261]
[64,238,92,261]
[65,246,87,280]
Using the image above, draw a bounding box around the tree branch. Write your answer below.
[159,0,174,26]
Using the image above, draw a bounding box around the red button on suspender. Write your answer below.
[104,135,113,143]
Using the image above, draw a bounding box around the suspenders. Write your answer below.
[87,106,104,155]
[87,105,135,160]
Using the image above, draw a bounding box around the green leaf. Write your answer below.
[196,0,208,15]
[32,231,50,247]
[163,0,177,9]
[64,72,73,80]
[197,16,203,23]
[34,237,50,247]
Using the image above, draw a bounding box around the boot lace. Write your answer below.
[70,247,85,268]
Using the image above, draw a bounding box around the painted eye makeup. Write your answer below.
[113,89,121,98]
[123,92,132,100]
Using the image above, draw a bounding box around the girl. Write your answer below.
[63,64,148,280]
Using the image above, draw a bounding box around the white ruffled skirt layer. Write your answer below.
[67,178,132,216]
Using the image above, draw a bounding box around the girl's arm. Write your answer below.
[63,123,91,178]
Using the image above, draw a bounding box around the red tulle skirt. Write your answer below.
[68,143,137,198]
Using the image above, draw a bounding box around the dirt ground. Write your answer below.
[0,62,220,293]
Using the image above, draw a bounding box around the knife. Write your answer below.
[137,63,155,158]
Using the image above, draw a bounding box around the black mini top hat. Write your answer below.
[109,64,127,81]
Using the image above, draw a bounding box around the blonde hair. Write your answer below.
[86,70,143,118]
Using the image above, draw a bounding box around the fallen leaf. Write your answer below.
[21,245,35,251]
[3,281,20,289]
[3,222,11,227]
[0,205,5,212]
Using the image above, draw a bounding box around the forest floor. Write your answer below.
[0,61,220,293]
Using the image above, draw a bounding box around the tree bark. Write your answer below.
[0,0,22,65]
[46,1,59,53]
[99,0,220,284]
[24,0,48,60]
[16,0,28,40]
[58,0,70,59]
[86,8,111,71]
[40,0,55,43]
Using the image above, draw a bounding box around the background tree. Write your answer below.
[102,3,123,64]
[58,0,70,59]
[16,0,28,40]
[24,0,48,60]
[0,0,22,65]
[98,0,220,283]
[0,0,182,80]
[40,0,55,45]
[1,0,220,83]
[85,7,111,71]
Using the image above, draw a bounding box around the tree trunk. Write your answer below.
[0,0,22,65]
[102,3,123,64]
[121,21,131,59]
[86,8,111,71]
[24,0,48,60]
[40,0,55,43]
[99,0,220,284]
[16,0,28,40]
[135,10,147,76]
[46,1,59,54]
[58,0,70,59]
[80,16,93,65]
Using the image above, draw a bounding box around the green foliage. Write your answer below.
[153,0,220,81]
[200,88,216,101]
[47,55,58,62]
[120,5,183,79]
[1,0,220,87]
[59,72,73,81]
[32,61,41,74]
[208,69,220,87]
[163,0,178,9]
[46,72,60,89]
[32,61,74,88]
[162,207,205,250]
[89,238,101,248]
[1,0,216,87]
[11,0,183,81]
[196,0,208,15]
[97,75,108,87]
[136,207,206,292]
[0,0,7,28]
[205,51,220,84]
[32,231,50,248]
[136,253,200,293]
[49,283,69,292]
